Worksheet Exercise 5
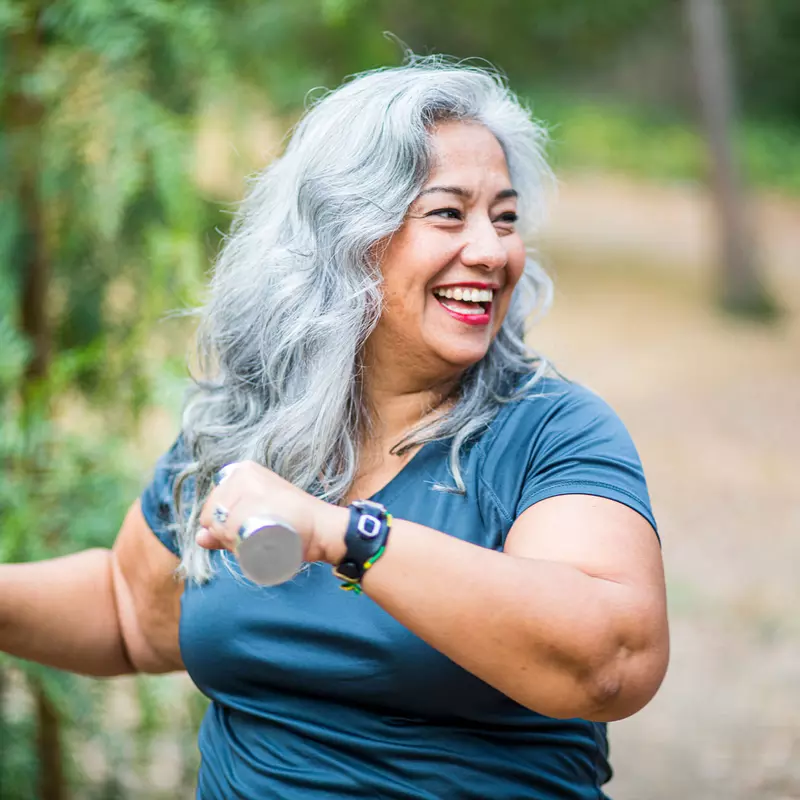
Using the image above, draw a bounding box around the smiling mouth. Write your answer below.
[432,286,495,326]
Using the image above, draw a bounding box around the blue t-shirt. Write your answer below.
[140,377,657,800]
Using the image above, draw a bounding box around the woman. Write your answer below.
[0,57,668,798]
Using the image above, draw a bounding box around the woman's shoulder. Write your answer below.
[516,373,606,407]
[483,373,626,450]
[475,371,656,534]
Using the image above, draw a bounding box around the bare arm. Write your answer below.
[196,460,668,722]
[321,494,668,722]
[0,500,183,676]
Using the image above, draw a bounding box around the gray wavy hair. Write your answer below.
[174,54,554,582]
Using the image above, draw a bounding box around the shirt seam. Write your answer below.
[478,470,514,526]
[471,393,549,528]
[519,478,649,510]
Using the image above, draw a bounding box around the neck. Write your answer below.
[361,369,460,447]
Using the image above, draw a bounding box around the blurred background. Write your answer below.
[1,1,798,798]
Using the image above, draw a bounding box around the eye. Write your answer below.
[494,212,518,225]
[427,207,463,221]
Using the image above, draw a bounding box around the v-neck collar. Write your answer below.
[367,438,449,506]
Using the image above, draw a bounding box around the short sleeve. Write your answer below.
[139,435,192,556]
[514,384,658,536]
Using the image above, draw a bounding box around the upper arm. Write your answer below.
[504,494,664,591]
[111,500,184,673]
[493,384,669,713]
[502,381,663,595]
[504,495,669,715]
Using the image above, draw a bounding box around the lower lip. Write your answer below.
[434,297,492,327]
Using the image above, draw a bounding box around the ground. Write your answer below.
[535,173,800,800]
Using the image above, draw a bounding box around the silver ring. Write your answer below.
[213,463,241,486]
[212,504,230,525]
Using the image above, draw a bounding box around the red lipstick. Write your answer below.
[432,283,495,327]
[431,281,500,291]
[438,305,491,326]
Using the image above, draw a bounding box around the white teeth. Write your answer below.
[433,287,495,302]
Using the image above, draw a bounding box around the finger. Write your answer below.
[199,508,241,552]
[199,486,240,532]
[196,527,231,551]
[213,462,242,487]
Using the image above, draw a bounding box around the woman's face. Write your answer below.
[371,121,526,382]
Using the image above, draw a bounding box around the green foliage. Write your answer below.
[0,328,161,793]
[0,277,29,394]
[732,0,800,122]
[0,0,235,794]
[0,0,796,795]
[0,414,139,564]
[3,8,224,412]
[535,95,800,194]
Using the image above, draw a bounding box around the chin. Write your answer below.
[435,341,491,369]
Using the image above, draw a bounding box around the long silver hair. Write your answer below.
[174,55,554,582]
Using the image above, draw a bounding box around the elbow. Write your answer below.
[573,592,670,721]
[511,646,668,722]
[526,634,669,722]
[579,641,670,722]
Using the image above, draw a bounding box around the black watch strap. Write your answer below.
[333,500,392,587]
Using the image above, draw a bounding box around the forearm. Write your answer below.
[0,549,136,677]
[325,509,664,721]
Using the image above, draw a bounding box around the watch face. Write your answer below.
[357,513,382,539]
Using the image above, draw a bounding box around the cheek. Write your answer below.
[378,246,415,317]
[378,269,428,334]
[493,244,527,327]
[506,240,527,283]
[380,234,452,314]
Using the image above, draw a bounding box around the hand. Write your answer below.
[197,461,349,565]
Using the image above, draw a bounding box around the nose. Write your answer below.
[459,219,508,272]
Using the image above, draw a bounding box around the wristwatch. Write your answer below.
[332,500,392,587]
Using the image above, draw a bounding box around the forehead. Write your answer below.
[426,121,511,184]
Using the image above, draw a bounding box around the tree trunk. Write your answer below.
[8,8,68,799]
[20,167,51,388]
[683,0,777,317]
[0,668,7,799]
[35,684,66,800]
[9,12,51,402]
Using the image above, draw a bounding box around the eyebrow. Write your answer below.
[417,186,518,202]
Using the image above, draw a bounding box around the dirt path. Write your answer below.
[534,175,799,799]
